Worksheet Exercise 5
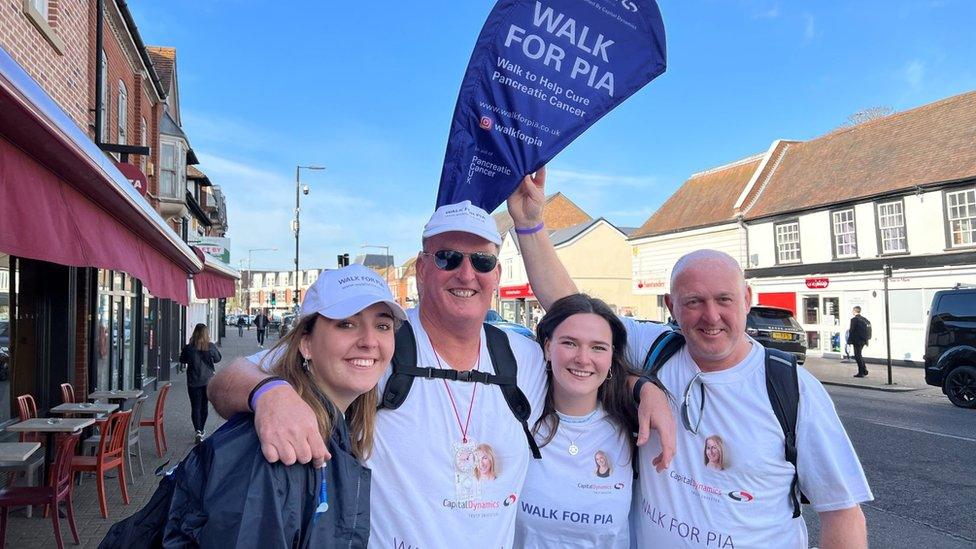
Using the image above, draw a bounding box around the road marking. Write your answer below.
[843,416,976,443]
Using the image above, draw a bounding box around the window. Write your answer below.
[28,0,48,17]
[140,117,148,172]
[100,51,109,141]
[117,81,128,145]
[159,142,176,197]
[877,201,907,254]
[946,188,976,247]
[775,221,801,263]
[831,209,857,258]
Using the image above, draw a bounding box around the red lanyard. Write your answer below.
[434,351,480,444]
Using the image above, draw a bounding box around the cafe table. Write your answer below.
[88,389,144,410]
[50,402,119,416]
[0,441,41,462]
[5,417,95,483]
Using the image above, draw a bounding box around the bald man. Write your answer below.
[507,174,872,548]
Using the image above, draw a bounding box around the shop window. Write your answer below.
[117,80,128,145]
[774,221,801,264]
[0,254,13,422]
[946,188,976,247]
[831,209,857,258]
[877,201,908,254]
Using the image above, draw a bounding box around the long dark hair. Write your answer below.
[189,323,210,351]
[533,294,640,448]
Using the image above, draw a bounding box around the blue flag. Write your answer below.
[437,0,666,212]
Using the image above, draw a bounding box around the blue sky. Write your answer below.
[128,0,976,272]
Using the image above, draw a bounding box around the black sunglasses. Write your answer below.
[422,249,498,273]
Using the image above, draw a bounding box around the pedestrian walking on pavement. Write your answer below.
[180,323,222,443]
[254,309,270,347]
[237,314,246,337]
[849,306,872,378]
[100,264,406,547]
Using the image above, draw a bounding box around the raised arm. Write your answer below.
[208,356,329,466]
[506,167,577,309]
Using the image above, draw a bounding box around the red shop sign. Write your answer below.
[805,277,829,289]
[500,284,534,299]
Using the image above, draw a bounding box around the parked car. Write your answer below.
[485,310,535,340]
[225,314,238,326]
[746,306,807,365]
[924,286,976,409]
[279,314,297,338]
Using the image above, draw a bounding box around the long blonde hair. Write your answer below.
[268,314,379,460]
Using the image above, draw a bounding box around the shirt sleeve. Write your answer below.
[618,316,671,370]
[795,368,874,512]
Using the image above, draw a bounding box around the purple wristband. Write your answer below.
[249,379,290,412]
[514,222,544,235]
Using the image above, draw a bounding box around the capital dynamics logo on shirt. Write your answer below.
[727,490,754,503]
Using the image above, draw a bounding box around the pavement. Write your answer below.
[801,355,925,392]
[2,328,924,547]
[2,327,267,549]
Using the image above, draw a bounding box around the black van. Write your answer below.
[746,306,807,364]
[924,286,976,408]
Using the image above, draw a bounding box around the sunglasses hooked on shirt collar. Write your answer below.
[422,249,498,273]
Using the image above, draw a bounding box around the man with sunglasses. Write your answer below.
[507,175,872,548]
[206,183,675,548]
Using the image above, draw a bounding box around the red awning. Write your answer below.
[192,248,239,299]
[0,49,201,304]
[500,283,535,299]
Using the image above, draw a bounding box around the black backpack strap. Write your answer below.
[378,321,419,410]
[484,324,541,459]
[764,348,808,518]
[642,330,686,376]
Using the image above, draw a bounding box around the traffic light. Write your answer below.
[337,253,350,267]
[270,291,276,306]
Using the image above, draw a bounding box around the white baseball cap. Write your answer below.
[422,200,502,245]
[300,264,407,321]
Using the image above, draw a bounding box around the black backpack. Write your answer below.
[378,321,542,459]
[642,331,809,518]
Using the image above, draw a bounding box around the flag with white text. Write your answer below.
[436,0,666,212]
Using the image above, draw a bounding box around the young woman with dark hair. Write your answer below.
[515,293,664,548]
[180,323,221,442]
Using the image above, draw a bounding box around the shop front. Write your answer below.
[749,263,976,365]
[498,283,540,328]
[0,49,201,417]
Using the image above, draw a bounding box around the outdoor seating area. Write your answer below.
[0,381,174,547]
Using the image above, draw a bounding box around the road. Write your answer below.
[803,384,976,548]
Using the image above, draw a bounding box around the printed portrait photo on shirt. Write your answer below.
[474,443,499,482]
[594,450,613,478]
[704,435,727,471]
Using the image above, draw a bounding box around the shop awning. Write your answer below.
[192,248,239,299]
[0,47,201,304]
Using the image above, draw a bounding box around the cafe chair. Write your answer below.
[0,432,81,549]
[1,395,45,511]
[140,383,171,457]
[70,410,131,519]
[82,395,148,481]
[59,383,75,405]
[15,395,40,444]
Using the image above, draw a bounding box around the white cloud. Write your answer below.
[803,13,817,43]
[903,60,925,87]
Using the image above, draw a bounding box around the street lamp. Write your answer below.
[296,165,325,312]
[882,264,893,385]
[246,247,277,314]
[361,244,394,299]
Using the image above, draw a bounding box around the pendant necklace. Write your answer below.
[558,408,599,456]
[437,351,480,444]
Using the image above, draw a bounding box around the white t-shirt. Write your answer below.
[621,318,873,548]
[515,406,633,548]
